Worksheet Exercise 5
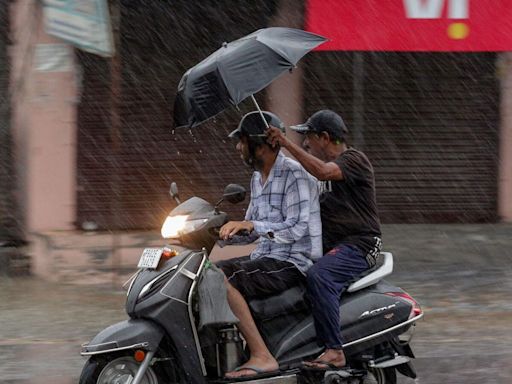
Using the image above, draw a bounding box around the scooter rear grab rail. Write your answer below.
[347,252,393,293]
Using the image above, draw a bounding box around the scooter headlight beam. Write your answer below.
[161,215,208,238]
[161,215,188,238]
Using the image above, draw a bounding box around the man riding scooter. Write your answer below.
[217,111,322,378]
[267,109,382,370]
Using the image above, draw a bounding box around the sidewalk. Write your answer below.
[25,223,512,286]
[27,230,256,286]
[381,223,512,267]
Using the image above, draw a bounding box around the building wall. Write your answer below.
[6,0,511,235]
[76,3,503,228]
[303,52,500,223]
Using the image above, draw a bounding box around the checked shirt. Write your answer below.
[246,151,322,274]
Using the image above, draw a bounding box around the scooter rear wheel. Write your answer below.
[362,368,397,384]
[79,355,160,384]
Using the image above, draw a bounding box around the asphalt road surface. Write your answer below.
[1,224,512,383]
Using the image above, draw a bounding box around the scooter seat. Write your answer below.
[247,253,388,320]
[248,284,308,321]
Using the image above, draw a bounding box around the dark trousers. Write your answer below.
[216,256,304,300]
[306,244,369,349]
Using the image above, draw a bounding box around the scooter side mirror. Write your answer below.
[223,184,246,204]
[169,182,181,204]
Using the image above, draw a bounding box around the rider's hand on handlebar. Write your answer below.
[219,220,254,240]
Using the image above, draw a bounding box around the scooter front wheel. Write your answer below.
[79,355,160,384]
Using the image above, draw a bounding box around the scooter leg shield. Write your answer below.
[81,319,164,355]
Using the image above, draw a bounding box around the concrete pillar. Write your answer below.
[266,0,305,147]
[9,0,78,233]
[499,52,512,222]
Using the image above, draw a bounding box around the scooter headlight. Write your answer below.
[161,215,188,238]
[161,215,207,238]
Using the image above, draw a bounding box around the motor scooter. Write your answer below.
[79,183,423,384]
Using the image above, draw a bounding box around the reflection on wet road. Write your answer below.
[1,262,512,384]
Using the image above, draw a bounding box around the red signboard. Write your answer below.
[306,0,512,51]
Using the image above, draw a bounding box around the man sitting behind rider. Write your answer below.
[266,110,382,369]
[217,111,322,378]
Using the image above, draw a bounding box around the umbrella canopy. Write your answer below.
[173,27,327,128]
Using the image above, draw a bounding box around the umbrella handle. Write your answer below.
[250,95,270,129]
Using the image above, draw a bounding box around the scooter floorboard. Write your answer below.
[208,367,366,383]
[210,369,299,384]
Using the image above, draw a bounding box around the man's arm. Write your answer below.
[219,178,310,241]
[219,187,255,240]
[266,127,343,181]
[220,169,315,241]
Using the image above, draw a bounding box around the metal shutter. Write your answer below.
[76,1,277,230]
[303,52,499,223]
[0,2,23,242]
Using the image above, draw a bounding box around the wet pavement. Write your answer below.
[0,278,126,384]
[1,224,512,384]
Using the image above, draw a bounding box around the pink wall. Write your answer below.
[266,0,307,149]
[10,0,77,232]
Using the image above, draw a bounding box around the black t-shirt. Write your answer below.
[319,148,381,256]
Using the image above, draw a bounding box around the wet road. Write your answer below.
[0,278,126,384]
[1,262,511,384]
[4,222,512,384]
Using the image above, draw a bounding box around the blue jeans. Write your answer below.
[306,244,369,349]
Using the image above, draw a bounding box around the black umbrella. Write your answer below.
[173,27,327,129]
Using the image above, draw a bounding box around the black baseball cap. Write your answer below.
[290,110,348,141]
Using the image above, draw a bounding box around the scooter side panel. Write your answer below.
[156,304,207,384]
[263,312,322,365]
[339,283,412,344]
[129,251,207,384]
[257,281,413,364]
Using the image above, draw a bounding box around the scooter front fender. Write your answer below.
[81,319,164,356]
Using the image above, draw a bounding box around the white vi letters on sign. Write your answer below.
[404,0,469,19]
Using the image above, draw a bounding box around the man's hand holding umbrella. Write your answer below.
[266,125,290,149]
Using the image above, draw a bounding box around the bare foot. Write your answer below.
[225,355,279,378]
[303,349,346,369]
